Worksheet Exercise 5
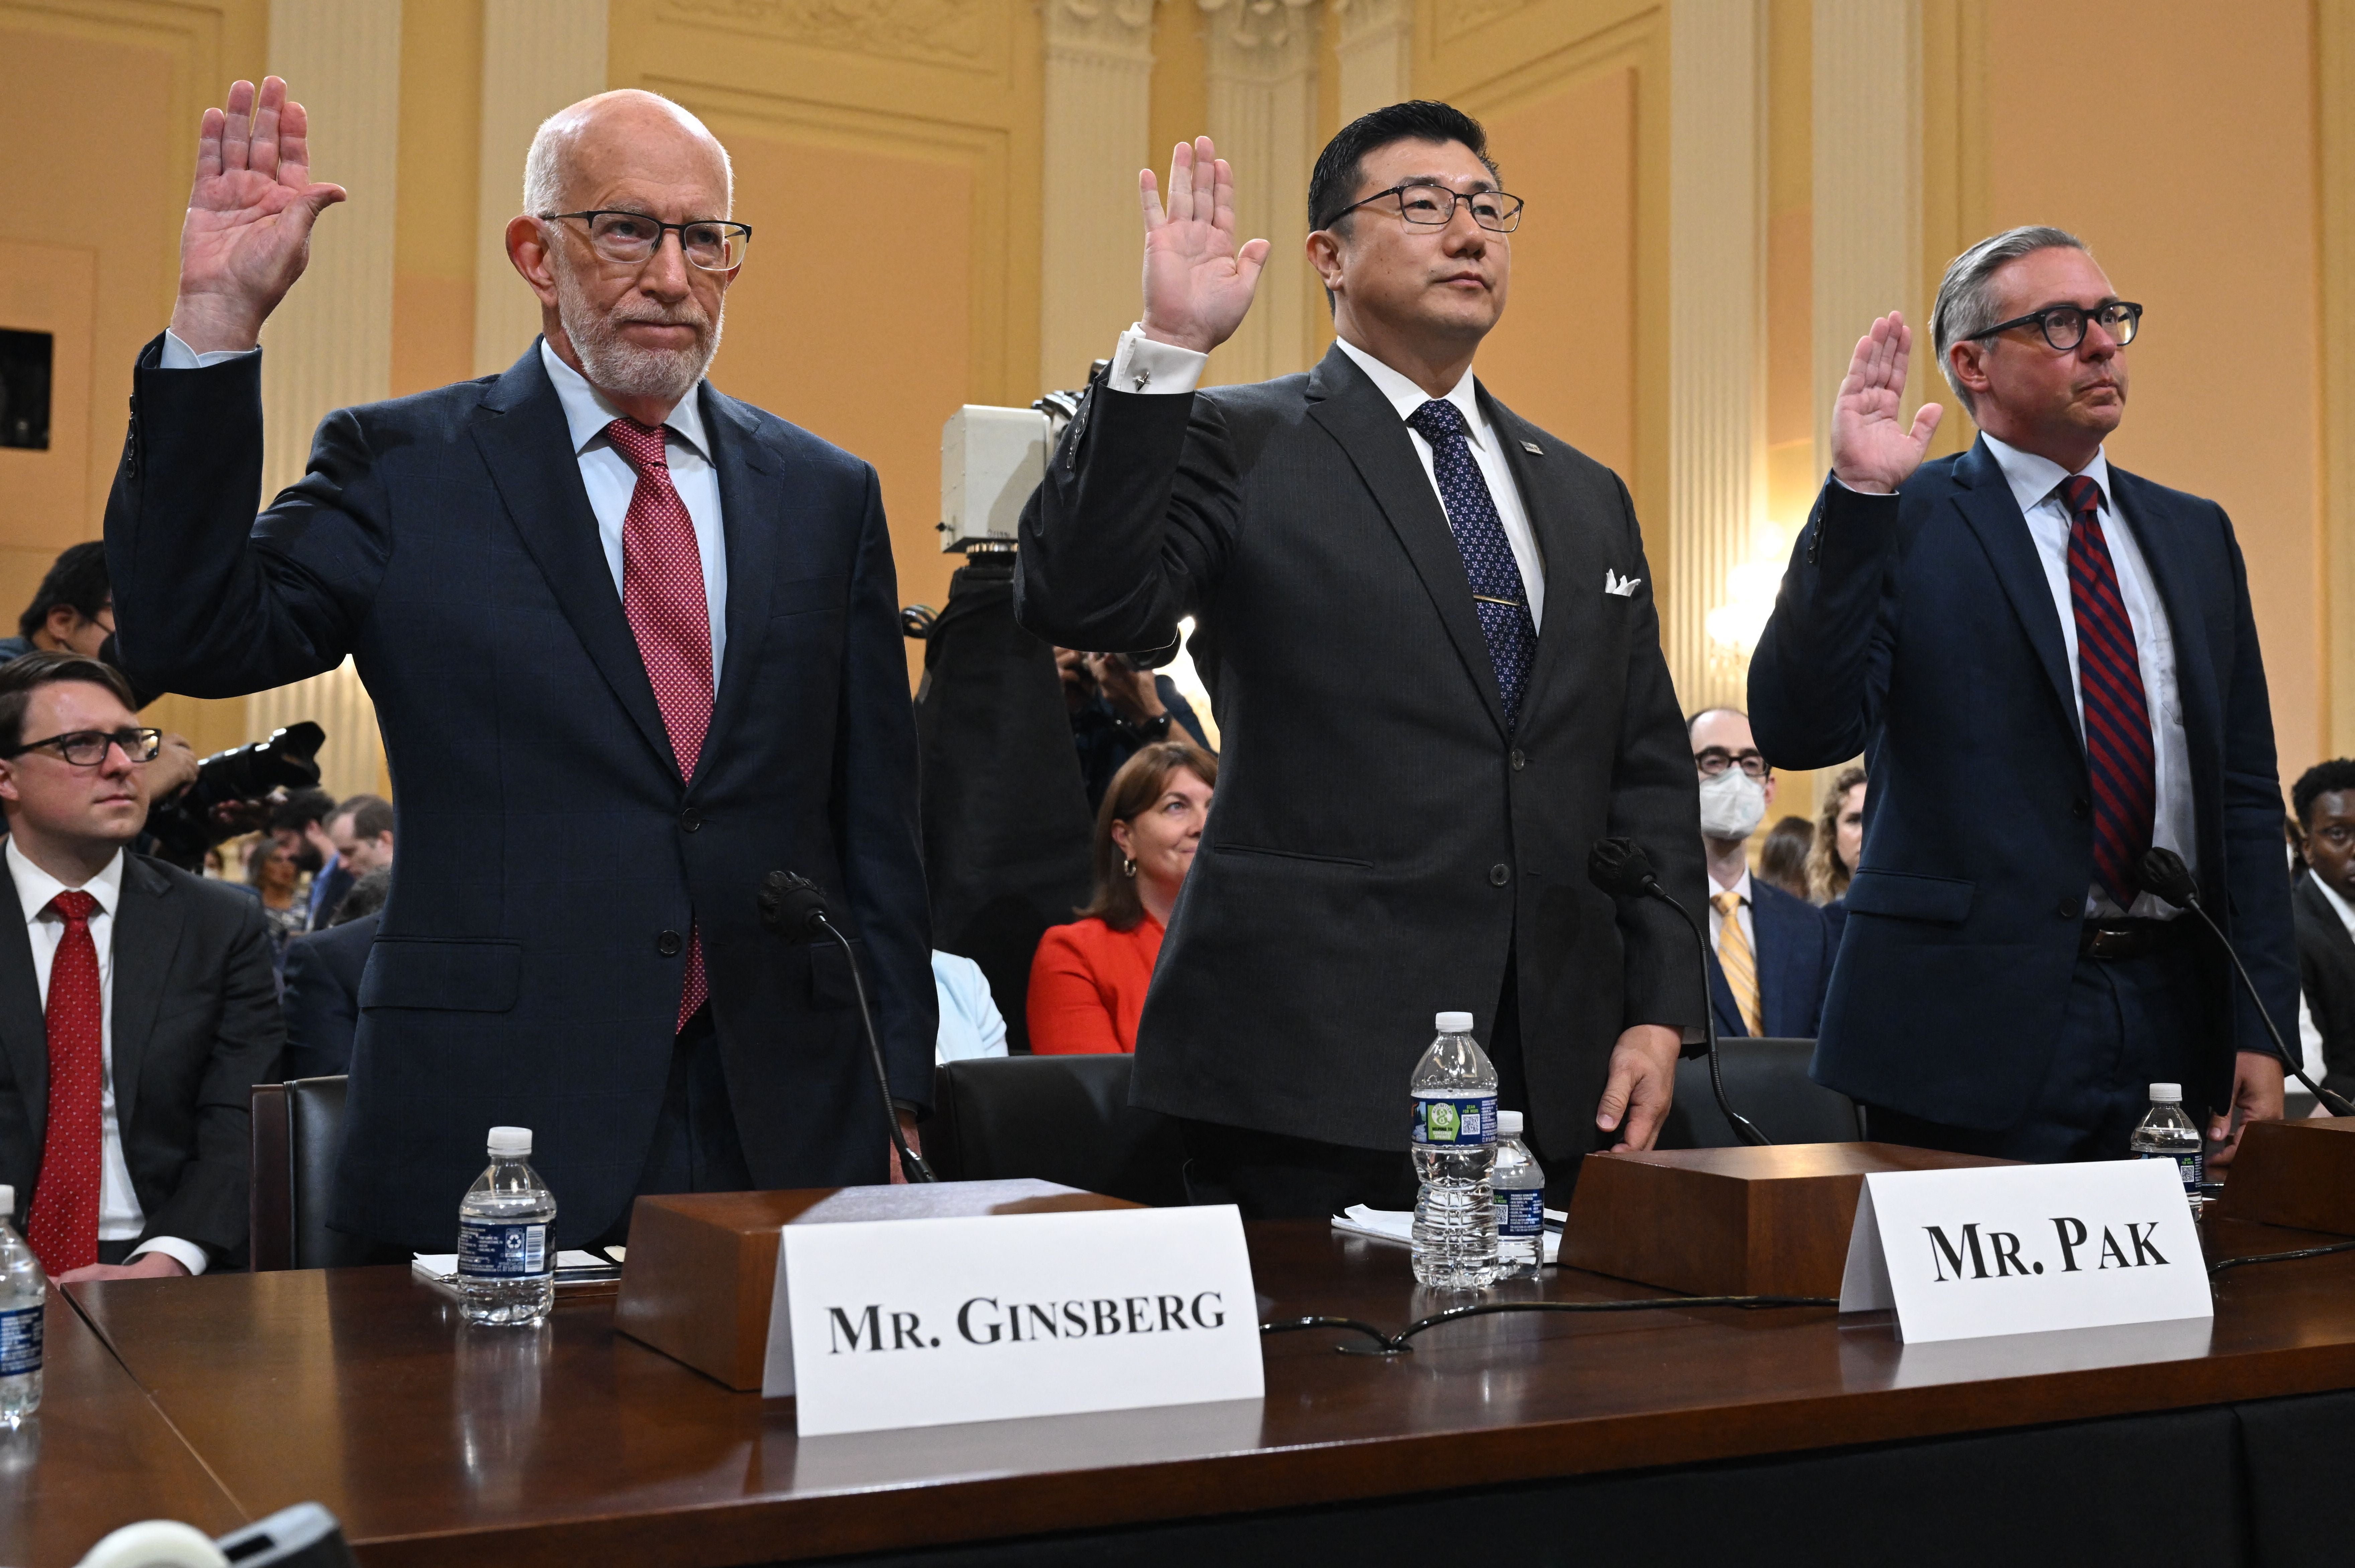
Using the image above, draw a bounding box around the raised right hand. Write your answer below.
[1829,311,1943,495]
[1137,137,1270,355]
[169,76,347,354]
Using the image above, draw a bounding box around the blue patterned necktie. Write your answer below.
[1405,398,1538,730]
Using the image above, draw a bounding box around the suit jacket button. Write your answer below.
[1490,864,1511,887]
[2071,797,2090,819]
[1509,749,1526,771]
[680,807,703,832]
[2056,898,2078,920]
[657,929,683,956]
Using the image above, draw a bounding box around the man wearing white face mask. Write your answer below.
[1692,709,1836,1040]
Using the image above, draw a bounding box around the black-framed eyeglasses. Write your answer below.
[1695,747,1769,780]
[542,210,753,272]
[6,728,162,766]
[1319,183,1524,233]
[1965,300,2142,352]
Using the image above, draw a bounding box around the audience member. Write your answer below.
[1758,816,1813,900]
[2292,761,2355,1109]
[269,788,350,932]
[1808,765,1866,905]
[0,653,280,1280]
[1028,742,1216,1055]
[246,835,307,973]
[933,950,1009,1063]
[0,543,114,664]
[1058,647,1211,810]
[280,867,387,1080]
[1691,709,1834,1040]
[324,794,394,877]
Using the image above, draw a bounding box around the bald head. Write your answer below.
[522,90,731,219]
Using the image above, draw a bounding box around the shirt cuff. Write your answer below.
[1106,325,1208,396]
[159,330,261,371]
[129,1236,210,1276]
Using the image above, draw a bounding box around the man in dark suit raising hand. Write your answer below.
[106,77,932,1253]
[1752,227,2294,1167]
[1019,102,1704,1216]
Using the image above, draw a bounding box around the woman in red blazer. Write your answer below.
[1028,740,1217,1054]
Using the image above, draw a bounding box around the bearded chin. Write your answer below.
[554,262,724,409]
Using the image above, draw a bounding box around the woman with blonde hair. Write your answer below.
[1027,741,1217,1054]
[1809,765,1867,905]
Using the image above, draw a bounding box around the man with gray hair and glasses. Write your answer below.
[101,77,934,1256]
[1751,225,2295,1171]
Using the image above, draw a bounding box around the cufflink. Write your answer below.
[1132,366,1153,392]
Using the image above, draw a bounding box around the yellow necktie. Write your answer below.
[1713,889,1762,1037]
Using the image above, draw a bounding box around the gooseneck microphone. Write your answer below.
[2136,848,2355,1119]
[1587,837,1770,1147]
[758,871,936,1182]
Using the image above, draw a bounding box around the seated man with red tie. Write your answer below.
[0,653,282,1279]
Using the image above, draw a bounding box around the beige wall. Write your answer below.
[1,0,2345,804]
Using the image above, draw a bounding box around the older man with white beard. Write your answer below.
[103,78,934,1254]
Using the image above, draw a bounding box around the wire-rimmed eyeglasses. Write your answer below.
[542,210,753,272]
[1318,183,1524,234]
[1695,747,1769,780]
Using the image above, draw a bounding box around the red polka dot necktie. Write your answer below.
[26,890,102,1275]
[2059,475,2156,909]
[605,418,714,1030]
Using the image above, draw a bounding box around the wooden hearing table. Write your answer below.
[34,1210,2355,1567]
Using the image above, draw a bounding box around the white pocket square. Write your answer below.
[1604,570,1643,597]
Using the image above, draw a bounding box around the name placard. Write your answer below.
[762,1204,1263,1435]
[1839,1160,2210,1344]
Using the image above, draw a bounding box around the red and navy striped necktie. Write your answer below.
[2059,474,2155,909]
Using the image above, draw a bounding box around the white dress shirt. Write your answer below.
[1705,865,1757,957]
[1104,326,1547,629]
[7,840,204,1275]
[159,331,730,685]
[1979,435,2194,919]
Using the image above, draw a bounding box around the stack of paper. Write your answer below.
[1332,1204,1564,1265]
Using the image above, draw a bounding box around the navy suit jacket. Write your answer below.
[1750,439,2292,1128]
[1705,878,1834,1040]
[280,911,377,1080]
[105,339,934,1250]
[305,860,355,932]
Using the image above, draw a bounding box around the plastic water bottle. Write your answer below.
[2130,1083,2203,1212]
[458,1128,557,1327]
[1491,1111,1545,1280]
[1410,1010,1499,1290]
[0,1188,43,1425]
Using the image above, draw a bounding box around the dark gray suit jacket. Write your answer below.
[0,852,283,1262]
[281,911,377,1080]
[2295,876,2355,1108]
[1016,344,1704,1161]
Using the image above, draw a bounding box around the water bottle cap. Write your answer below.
[2149,1083,2182,1103]
[1434,1010,1474,1034]
[1497,1110,1523,1137]
[487,1126,533,1156]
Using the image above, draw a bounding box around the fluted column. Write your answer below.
[473,0,609,375]
[1331,0,1411,123]
[1811,0,1921,481]
[1041,0,1158,390]
[2322,0,2355,757]
[1199,0,1319,383]
[254,0,402,796]
[1669,0,1768,711]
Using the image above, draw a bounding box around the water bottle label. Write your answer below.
[1495,1188,1545,1238]
[457,1219,549,1278]
[2139,1150,2202,1190]
[1411,1094,1498,1146]
[0,1305,40,1376]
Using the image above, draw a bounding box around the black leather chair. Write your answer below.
[928,1054,1189,1206]
[1659,1038,1864,1149]
[249,1076,374,1270]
